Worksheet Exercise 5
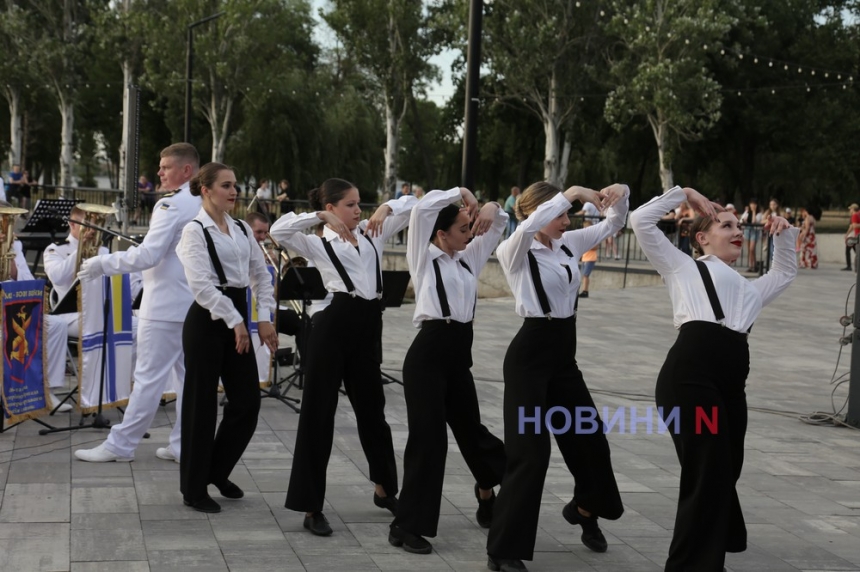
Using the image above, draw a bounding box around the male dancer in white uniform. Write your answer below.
[74,143,201,462]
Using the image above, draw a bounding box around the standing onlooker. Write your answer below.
[675,202,696,256]
[504,186,520,238]
[7,164,23,205]
[798,206,820,269]
[396,183,412,244]
[764,198,783,264]
[784,207,796,226]
[137,175,156,224]
[412,185,425,199]
[276,179,293,216]
[843,203,860,271]
[18,169,32,212]
[255,179,273,219]
[740,197,763,272]
[579,221,598,298]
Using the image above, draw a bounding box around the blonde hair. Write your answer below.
[514,182,561,221]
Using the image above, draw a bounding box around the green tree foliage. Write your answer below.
[603,0,739,190]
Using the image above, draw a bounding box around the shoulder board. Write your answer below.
[161,191,177,198]
[50,239,70,247]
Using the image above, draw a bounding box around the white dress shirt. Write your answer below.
[496,190,629,319]
[407,187,508,327]
[88,183,202,322]
[269,195,417,301]
[629,186,798,332]
[178,208,276,329]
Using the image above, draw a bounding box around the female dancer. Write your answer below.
[177,162,278,513]
[485,182,628,572]
[389,187,508,554]
[630,185,796,571]
[269,178,416,536]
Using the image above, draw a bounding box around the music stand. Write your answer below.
[19,198,76,273]
[379,270,411,386]
[276,266,327,402]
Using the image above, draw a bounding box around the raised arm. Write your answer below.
[462,202,508,275]
[406,187,467,276]
[269,211,328,259]
[363,194,419,241]
[629,186,697,277]
[753,218,799,307]
[563,184,630,256]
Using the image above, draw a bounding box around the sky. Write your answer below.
[310,0,458,104]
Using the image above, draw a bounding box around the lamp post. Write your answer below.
[184,12,225,144]
[460,0,483,190]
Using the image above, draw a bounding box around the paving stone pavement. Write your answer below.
[1,263,860,571]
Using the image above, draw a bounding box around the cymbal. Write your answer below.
[0,206,29,215]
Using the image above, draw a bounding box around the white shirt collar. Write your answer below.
[428,242,464,262]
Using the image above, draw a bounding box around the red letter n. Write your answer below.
[695,406,718,435]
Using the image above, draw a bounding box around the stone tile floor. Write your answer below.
[1,263,859,571]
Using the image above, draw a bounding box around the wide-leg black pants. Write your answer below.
[285,293,398,512]
[487,317,623,561]
[180,289,261,502]
[656,321,749,572]
[393,320,506,537]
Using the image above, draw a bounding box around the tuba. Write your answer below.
[73,204,118,274]
[0,206,29,281]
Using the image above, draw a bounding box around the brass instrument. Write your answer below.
[0,206,30,281]
[262,232,304,314]
[73,204,118,274]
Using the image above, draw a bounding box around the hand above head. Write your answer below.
[764,215,791,236]
[682,187,720,221]
[257,321,278,353]
[460,187,479,221]
[77,256,105,282]
[317,211,353,242]
[472,202,500,237]
[563,185,601,210]
[365,204,393,238]
[234,322,250,354]
[598,183,628,209]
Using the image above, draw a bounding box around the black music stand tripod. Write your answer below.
[379,270,411,386]
[274,265,327,407]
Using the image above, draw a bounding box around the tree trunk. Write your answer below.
[558,132,572,187]
[407,94,435,189]
[209,93,233,163]
[59,94,75,188]
[649,115,674,190]
[384,99,399,197]
[5,88,23,167]
[542,69,562,187]
[119,60,131,193]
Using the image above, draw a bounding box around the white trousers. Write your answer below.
[104,318,185,459]
[43,315,69,389]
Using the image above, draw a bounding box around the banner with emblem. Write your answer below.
[248,265,276,387]
[0,279,50,424]
[78,274,133,413]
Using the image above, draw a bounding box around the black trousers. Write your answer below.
[180,290,261,502]
[656,322,749,572]
[846,243,856,269]
[393,320,506,537]
[285,293,398,513]
[487,317,623,561]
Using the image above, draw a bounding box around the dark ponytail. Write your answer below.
[430,204,462,242]
[308,178,356,210]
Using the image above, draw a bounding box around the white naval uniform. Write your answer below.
[11,242,67,390]
[84,183,201,460]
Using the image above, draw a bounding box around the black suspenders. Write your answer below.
[193,218,248,287]
[694,259,753,333]
[431,257,475,322]
[320,233,382,298]
[527,244,575,318]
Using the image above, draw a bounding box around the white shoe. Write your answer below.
[74,443,133,463]
[156,447,179,463]
[48,392,73,413]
